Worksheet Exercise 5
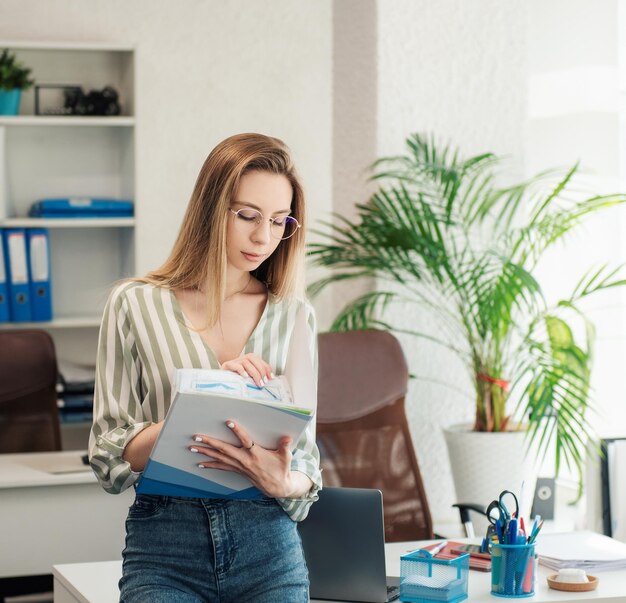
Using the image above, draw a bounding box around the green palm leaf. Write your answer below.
[309,132,626,495]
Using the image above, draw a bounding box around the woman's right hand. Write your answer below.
[221,353,273,387]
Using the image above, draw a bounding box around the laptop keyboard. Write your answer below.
[387,585,400,601]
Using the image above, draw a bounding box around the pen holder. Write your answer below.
[400,549,469,603]
[490,543,536,598]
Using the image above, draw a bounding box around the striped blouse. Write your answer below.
[88,281,322,522]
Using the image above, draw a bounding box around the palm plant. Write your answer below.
[309,133,626,493]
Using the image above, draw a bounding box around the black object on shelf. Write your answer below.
[35,84,121,116]
[600,437,626,537]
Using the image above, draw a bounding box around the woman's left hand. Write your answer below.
[190,421,297,498]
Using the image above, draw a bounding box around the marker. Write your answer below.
[404,540,448,556]
[429,540,448,556]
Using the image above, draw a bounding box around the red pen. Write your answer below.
[520,517,527,537]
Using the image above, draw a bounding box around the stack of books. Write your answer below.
[421,541,492,572]
[57,362,96,424]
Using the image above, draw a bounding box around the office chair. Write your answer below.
[316,329,433,542]
[0,329,61,453]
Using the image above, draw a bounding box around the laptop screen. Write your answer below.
[298,487,394,603]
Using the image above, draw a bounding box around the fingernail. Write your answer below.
[190,447,199,453]
[194,436,203,442]
[226,421,235,429]
[198,464,206,469]
[262,377,267,385]
[270,372,275,379]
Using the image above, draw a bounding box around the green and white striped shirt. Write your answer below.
[89,281,322,522]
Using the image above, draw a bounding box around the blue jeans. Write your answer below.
[119,494,309,603]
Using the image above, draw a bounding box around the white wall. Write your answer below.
[2,0,623,532]
[527,0,626,446]
[0,0,333,278]
[374,0,529,526]
[328,0,626,529]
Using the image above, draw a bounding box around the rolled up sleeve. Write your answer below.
[88,284,151,494]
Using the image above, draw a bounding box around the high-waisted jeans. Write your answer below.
[119,494,309,603]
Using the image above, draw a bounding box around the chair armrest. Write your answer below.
[452,503,487,538]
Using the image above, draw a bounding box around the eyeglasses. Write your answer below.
[229,208,301,240]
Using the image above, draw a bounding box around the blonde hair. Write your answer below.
[136,133,306,327]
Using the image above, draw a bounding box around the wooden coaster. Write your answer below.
[547,575,598,592]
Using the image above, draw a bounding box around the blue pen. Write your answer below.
[507,519,517,545]
[532,515,541,532]
[528,516,541,543]
[528,519,544,545]
[496,519,504,544]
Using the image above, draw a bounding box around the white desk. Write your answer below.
[53,541,626,603]
[0,451,133,578]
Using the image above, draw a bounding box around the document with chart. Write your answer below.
[137,309,316,499]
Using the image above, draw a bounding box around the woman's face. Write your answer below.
[226,170,293,273]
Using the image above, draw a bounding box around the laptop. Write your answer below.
[298,487,400,602]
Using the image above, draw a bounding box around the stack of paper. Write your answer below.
[536,531,626,572]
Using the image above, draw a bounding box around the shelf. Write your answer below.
[0,218,135,228]
[0,116,134,127]
[0,40,134,52]
[0,316,101,330]
[0,42,135,366]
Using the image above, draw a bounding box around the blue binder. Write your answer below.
[2,228,32,322]
[136,369,314,500]
[29,198,134,218]
[26,228,53,321]
[0,231,10,322]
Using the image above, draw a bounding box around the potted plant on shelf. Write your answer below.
[0,49,34,115]
[309,133,626,508]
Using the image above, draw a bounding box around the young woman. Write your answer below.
[89,133,322,602]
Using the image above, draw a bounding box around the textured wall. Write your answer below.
[0,0,333,278]
[3,0,620,531]
[374,0,529,525]
[377,0,528,166]
[316,0,379,329]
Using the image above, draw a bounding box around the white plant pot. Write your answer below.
[443,423,539,535]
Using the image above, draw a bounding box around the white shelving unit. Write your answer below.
[0,217,135,228]
[0,116,135,127]
[0,41,136,367]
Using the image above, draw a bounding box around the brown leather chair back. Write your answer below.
[317,329,433,542]
[0,330,61,453]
